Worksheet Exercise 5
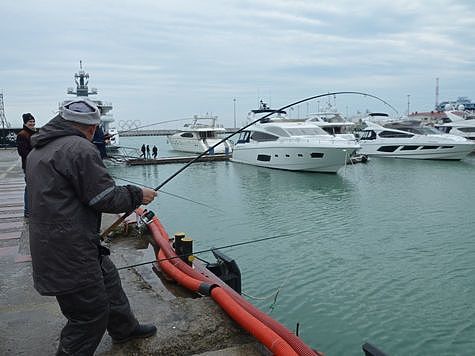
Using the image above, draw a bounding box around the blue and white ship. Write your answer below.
[61,61,120,154]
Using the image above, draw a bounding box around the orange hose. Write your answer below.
[156,245,298,355]
[210,287,298,355]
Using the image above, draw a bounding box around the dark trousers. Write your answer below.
[55,256,138,355]
[23,174,28,216]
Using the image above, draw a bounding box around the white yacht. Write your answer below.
[435,109,475,143]
[230,103,360,173]
[358,120,475,160]
[304,112,357,141]
[167,114,232,154]
[62,61,120,154]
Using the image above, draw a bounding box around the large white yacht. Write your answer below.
[435,109,475,143]
[167,114,232,154]
[304,111,357,142]
[358,120,475,160]
[62,61,120,154]
[230,103,360,173]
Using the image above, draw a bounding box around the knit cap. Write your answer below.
[60,98,101,125]
[22,113,35,124]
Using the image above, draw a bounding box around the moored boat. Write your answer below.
[231,102,360,173]
[358,120,475,160]
[168,114,232,154]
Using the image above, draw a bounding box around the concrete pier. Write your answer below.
[0,149,263,355]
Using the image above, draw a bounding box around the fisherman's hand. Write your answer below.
[141,188,157,205]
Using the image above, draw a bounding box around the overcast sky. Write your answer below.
[1,0,474,128]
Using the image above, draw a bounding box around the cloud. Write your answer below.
[0,0,474,126]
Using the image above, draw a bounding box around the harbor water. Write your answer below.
[109,136,475,355]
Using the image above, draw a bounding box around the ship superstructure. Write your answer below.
[62,61,119,151]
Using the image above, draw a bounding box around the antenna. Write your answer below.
[0,92,10,128]
[0,92,11,147]
[435,77,439,110]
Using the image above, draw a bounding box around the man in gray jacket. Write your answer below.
[27,98,158,355]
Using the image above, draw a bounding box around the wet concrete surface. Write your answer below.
[0,149,264,355]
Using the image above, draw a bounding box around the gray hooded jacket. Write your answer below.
[27,115,142,296]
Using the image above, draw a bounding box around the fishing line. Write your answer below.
[102,91,395,238]
[116,227,314,270]
[111,175,221,212]
[112,118,193,137]
[242,256,296,307]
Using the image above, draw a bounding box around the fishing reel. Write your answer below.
[135,209,155,235]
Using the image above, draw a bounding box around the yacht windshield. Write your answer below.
[285,127,329,136]
[419,126,444,135]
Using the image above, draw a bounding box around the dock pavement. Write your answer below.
[0,148,263,355]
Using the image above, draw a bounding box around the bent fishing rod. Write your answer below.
[101,91,394,238]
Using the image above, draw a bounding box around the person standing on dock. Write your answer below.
[26,98,158,355]
[92,124,107,159]
[152,145,158,159]
[146,144,151,159]
[140,144,146,158]
[16,113,36,218]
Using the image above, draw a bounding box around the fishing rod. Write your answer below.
[111,175,222,211]
[101,91,394,238]
[116,227,311,270]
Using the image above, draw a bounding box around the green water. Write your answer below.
[109,136,475,355]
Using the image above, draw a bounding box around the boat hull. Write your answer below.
[358,141,475,160]
[231,143,358,173]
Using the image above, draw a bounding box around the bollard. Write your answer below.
[173,232,186,254]
[180,237,193,266]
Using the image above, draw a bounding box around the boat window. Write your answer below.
[360,130,377,140]
[378,131,413,138]
[257,154,271,162]
[458,127,475,133]
[298,153,303,157]
[326,126,346,135]
[393,126,441,135]
[286,127,328,136]
[441,146,454,149]
[237,131,251,144]
[250,131,279,142]
[421,146,439,150]
[420,126,442,135]
[437,126,451,134]
[377,146,400,152]
[285,154,290,157]
[399,127,423,134]
[181,132,194,138]
[400,145,419,151]
[311,152,324,158]
[266,126,290,137]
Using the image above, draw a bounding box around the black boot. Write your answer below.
[112,324,157,344]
